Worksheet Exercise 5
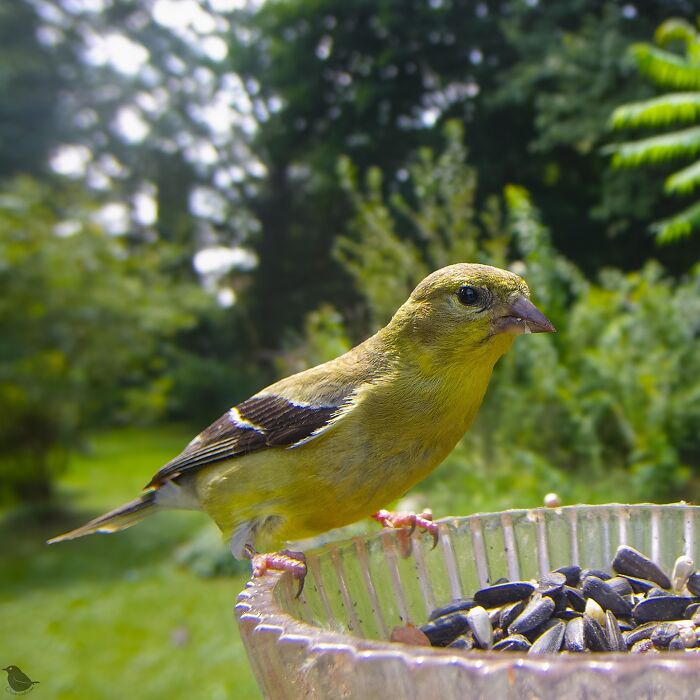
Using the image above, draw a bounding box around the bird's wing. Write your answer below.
[146,336,388,488]
[146,392,349,487]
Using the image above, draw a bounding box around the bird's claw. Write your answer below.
[371,508,439,548]
[243,545,307,598]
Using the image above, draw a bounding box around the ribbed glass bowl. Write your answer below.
[235,503,700,700]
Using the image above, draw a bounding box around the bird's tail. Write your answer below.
[47,491,157,544]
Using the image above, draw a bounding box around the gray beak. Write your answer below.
[495,295,556,335]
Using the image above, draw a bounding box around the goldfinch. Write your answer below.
[49,263,554,579]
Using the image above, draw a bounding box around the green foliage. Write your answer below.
[336,121,507,328]
[0,178,203,503]
[297,131,700,507]
[609,17,700,242]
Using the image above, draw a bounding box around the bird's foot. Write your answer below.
[371,508,439,548]
[243,545,307,597]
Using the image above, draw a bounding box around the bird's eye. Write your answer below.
[457,285,480,306]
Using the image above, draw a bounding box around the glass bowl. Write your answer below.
[235,503,700,699]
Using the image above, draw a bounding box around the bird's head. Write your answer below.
[387,263,554,363]
[3,667,16,673]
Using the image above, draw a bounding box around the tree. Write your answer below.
[609,18,700,242]
[0,178,203,503]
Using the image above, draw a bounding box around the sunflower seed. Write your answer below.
[651,622,679,649]
[584,597,606,626]
[606,576,634,597]
[493,634,531,652]
[605,610,626,652]
[613,546,671,589]
[509,595,555,635]
[564,617,586,652]
[467,605,493,649]
[420,612,471,646]
[448,633,474,650]
[678,625,696,648]
[581,568,611,582]
[528,621,566,654]
[633,596,692,623]
[687,572,700,597]
[630,638,657,654]
[499,600,526,630]
[537,572,567,598]
[565,586,586,612]
[473,581,535,608]
[668,635,686,651]
[623,621,659,647]
[582,576,633,618]
[583,614,610,652]
[428,598,475,621]
[554,565,581,587]
[671,556,694,593]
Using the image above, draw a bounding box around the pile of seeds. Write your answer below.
[418,545,700,654]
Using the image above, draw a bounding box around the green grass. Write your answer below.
[0,426,259,700]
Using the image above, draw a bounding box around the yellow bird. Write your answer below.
[49,263,554,581]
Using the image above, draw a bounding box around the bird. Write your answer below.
[49,263,554,585]
[3,666,39,693]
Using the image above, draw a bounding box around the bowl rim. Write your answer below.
[235,502,700,673]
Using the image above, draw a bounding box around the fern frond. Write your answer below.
[611,93,700,129]
[608,126,700,166]
[652,199,700,242]
[665,158,700,195]
[631,44,700,89]
[655,18,699,49]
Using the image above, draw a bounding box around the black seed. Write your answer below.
[564,617,586,652]
[428,599,475,621]
[617,618,635,632]
[492,577,510,585]
[524,617,559,643]
[493,634,531,652]
[632,596,692,623]
[528,621,566,655]
[565,586,586,612]
[473,581,535,608]
[420,612,471,646]
[687,572,700,597]
[623,621,659,647]
[646,587,668,599]
[448,633,474,650]
[685,602,700,619]
[606,576,634,597]
[650,622,680,649]
[509,596,556,635]
[668,635,686,651]
[613,546,671,589]
[583,614,610,652]
[630,638,656,653]
[499,600,526,630]
[582,576,633,618]
[554,565,581,587]
[605,610,626,652]
[554,609,582,621]
[581,568,611,581]
[537,572,567,598]
[620,576,657,594]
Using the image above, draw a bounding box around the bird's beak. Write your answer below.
[494,295,556,335]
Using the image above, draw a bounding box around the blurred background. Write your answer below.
[1,0,700,697]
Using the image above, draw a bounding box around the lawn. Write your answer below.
[0,426,259,700]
